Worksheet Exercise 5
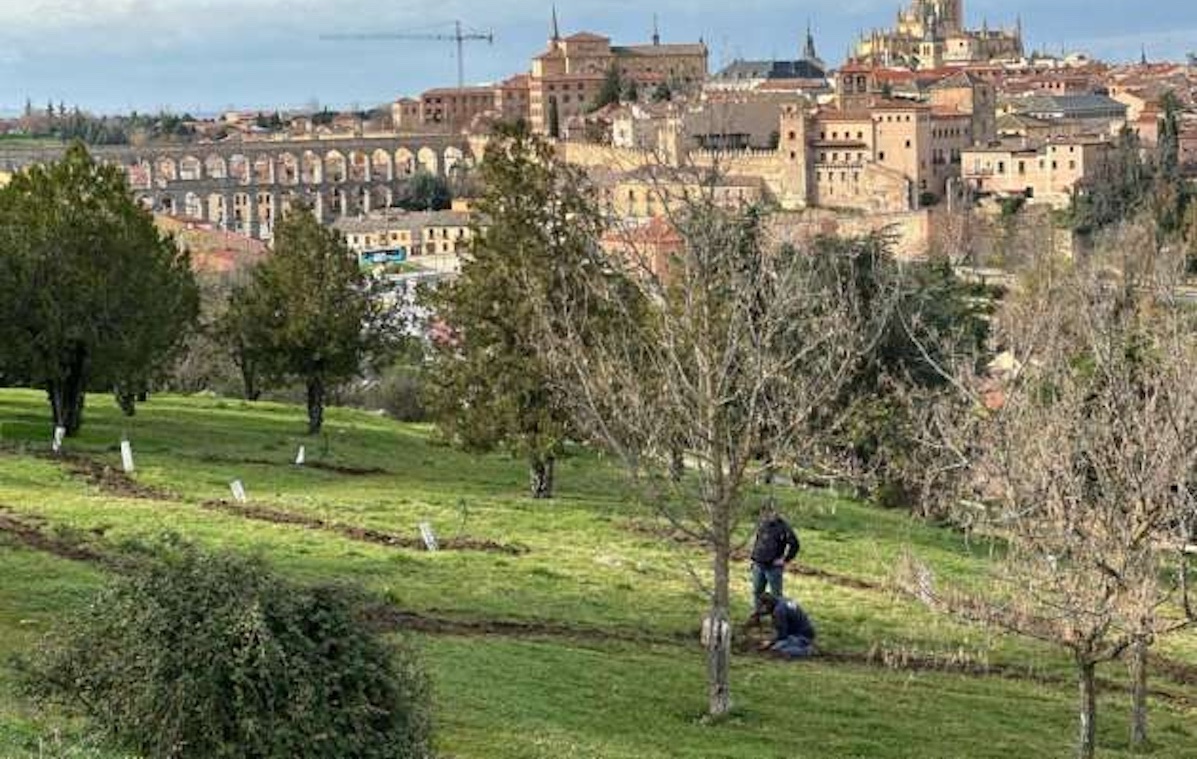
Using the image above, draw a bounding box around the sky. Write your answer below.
[0,0,1195,115]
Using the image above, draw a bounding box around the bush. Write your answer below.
[17,544,432,759]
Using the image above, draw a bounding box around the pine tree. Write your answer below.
[423,123,604,498]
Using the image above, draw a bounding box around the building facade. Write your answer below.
[529,16,708,134]
[961,135,1113,208]
[855,0,1023,70]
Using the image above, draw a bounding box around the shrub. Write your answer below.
[17,544,431,759]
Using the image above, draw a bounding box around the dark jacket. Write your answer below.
[773,599,816,642]
[751,515,799,566]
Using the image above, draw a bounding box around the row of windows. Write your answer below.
[932,127,967,139]
[818,152,867,163]
[816,171,860,183]
[975,159,1078,174]
[348,228,469,246]
[819,130,867,141]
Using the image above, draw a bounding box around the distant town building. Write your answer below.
[528,12,708,135]
[1000,93,1128,137]
[333,209,476,273]
[961,134,1113,208]
[708,23,828,92]
[855,0,1023,70]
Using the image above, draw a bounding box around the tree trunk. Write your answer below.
[1129,637,1149,751]
[306,376,325,435]
[237,349,261,401]
[48,345,89,437]
[707,501,733,717]
[669,446,685,483]
[115,387,137,417]
[1077,657,1098,759]
[529,454,555,499]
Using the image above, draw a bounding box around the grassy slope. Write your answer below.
[0,389,1194,758]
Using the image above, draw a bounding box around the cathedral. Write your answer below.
[854,0,1023,70]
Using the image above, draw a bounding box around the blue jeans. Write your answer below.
[752,562,784,612]
[772,635,814,659]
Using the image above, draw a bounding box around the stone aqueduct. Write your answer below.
[0,134,472,239]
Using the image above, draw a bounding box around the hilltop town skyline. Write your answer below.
[1,0,1195,114]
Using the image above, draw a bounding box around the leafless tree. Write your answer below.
[911,262,1197,759]
[527,175,892,716]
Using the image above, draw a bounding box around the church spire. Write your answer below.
[551,4,561,42]
[803,19,818,61]
[653,13,660,46]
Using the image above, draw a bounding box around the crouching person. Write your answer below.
[758,593,816,659]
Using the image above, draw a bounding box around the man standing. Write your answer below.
[749,503,800,622]
[757,593,817,659]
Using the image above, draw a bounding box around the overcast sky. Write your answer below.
[1,0,1194,115]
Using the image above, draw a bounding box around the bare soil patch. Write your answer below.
[200,499,529,555]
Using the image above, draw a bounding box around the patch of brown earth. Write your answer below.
[53,452,179,501]
[0,506,108,564]
[200,499,529,555]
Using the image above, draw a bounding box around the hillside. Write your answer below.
[0,389,1195,758]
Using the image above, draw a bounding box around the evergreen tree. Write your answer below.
[547,97,561,139]
[397,172,452,211]
[592,65,623,111]
[620,78,640,103]
[224,207,393,434]
[423,123,603,498]
[0,143,198,433]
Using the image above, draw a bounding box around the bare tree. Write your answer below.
[529,182,890,716]
[912,263,1197,759]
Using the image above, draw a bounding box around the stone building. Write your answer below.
[528,12,707,135]
[855,0,1023,70]
[334,209,476,273]
[961,135,1113,208]
[708,23,827,92]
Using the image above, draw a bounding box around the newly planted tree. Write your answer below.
[532,190,888,715]
[0,143,198,434]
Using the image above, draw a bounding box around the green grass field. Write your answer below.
[0,389,1195,758]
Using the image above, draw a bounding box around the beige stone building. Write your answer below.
[961,135,1113,208]
[855,0,1023,70]
[334,210,476,273]
[528,16,707,135]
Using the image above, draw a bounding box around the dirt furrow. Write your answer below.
[199,498,529,555]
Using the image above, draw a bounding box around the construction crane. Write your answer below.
[321,20,494,90]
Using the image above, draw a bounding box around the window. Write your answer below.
[905,140,911,148]
[879,151,886,161]
[788,131,796,140]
